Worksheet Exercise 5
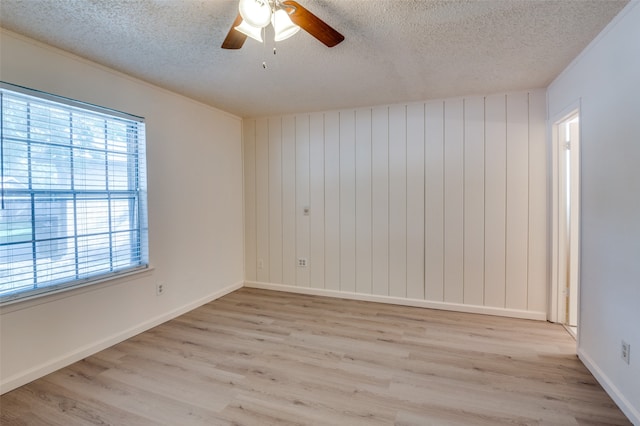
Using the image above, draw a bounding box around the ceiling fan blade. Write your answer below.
[282,0,344,47]
[221,13,247,49]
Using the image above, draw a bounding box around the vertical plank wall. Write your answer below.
[244,90,547,319]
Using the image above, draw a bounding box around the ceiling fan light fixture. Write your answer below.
[238,0,272,28]
[235,20,264,42]
[272,8,300,41]
[223,0,344,49]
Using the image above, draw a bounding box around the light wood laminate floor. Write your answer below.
[0,288,631,425]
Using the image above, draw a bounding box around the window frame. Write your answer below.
[0,82,149,305]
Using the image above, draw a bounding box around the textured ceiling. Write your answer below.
[0,0,629,118]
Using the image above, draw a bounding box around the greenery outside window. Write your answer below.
[0,82,148,304]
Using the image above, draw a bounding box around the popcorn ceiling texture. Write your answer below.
[0,0,629,117]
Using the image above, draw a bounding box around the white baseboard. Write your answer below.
[0,280,243,394]
[578,348,640,425]
[244,281,547,321]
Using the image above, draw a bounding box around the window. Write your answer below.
[0,82,148,304]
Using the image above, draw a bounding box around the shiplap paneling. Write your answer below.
[406,103,425,300]
[484,95,507,308]
[294,115,310,287]
[425,101,445,302]
[244,90,547,318]
[355,109,373,295]
[444,99,464,304]
[371,106,390,296]
[255,118,270,282]
[339,111,357,293]
[389,104,407,298]
[324,112,341,291]
[282,116,296,286]
[309,113,325,289]
[268,118,283,284]
[463,97,486,306]
[505,93,530,311]
[527,91,548,312]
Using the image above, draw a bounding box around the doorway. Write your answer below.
[552,111,580,337]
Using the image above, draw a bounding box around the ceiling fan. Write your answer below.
[222,0,344,49]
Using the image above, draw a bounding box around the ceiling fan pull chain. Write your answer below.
[262,26,268,69]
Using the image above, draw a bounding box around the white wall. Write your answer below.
[547,2,640,423]
[244,90,548,320]
[0,30,245,393]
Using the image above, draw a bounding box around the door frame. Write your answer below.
[549,101,581,334]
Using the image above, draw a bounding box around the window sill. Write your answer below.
[0,265,155,314]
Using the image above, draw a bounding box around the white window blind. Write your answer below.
[0,82,148,304]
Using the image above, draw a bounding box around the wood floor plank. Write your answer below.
[0,288,631,425]
[41,364,225,426]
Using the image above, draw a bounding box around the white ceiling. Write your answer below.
[0,0,629,118]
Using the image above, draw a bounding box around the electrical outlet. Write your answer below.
[156,282,165,296]
[621,341,630,364]
[297,258,307,267]
[257,259,264,269]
